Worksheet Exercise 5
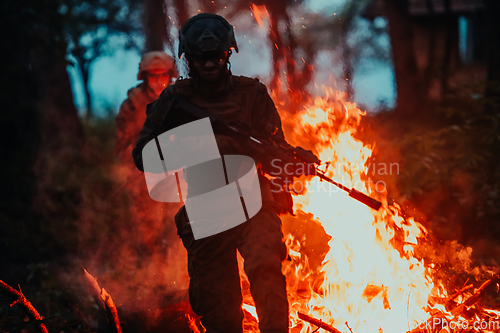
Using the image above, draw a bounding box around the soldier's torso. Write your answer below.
[170,76,271,198]
[173,76,258,129]
[129,84,157,130]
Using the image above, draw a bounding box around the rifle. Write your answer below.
[161,97,382,211]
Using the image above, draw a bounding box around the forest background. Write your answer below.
[1,0,499,332]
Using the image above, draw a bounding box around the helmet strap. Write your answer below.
[226,49,232,74]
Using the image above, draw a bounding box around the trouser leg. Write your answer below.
[175,207,244,333]
[238,207,289,333]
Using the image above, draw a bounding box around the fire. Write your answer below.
[186,314,202,333]
[236,87,500,333]
[243,303,259,320]
[250,4,269,26]
[275,89,433,332]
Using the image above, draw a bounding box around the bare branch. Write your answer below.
[0,280,49,333]
[82,267,122,333]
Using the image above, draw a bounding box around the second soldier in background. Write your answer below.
[115,52,178,272]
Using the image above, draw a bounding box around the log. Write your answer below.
[450,275,499,316]
[410,275,500,333]
[444,283,474,310]
[0,279,49,333]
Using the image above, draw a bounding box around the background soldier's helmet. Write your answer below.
[178,13,239,58]
[137,52,177,80]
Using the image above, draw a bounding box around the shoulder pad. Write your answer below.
[127,85,144,100]
[235,75,259,86]
[172,78,194,96]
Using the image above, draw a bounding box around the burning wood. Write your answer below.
[0,279,49,333]
[449,275,500,316]
[406,275,500,332]
[82,267,122,333]
[298,312,342,333]
[444,283,474,310]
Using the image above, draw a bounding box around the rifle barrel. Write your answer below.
[169,96,383,211]
[315,169,382,211]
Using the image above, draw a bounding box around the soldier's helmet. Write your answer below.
[178,13,239,58]
[138,52,177,80]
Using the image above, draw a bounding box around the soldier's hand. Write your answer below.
[214,134,243,155]
[294,146,321,165]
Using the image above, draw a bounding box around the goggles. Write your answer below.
[190,51,229,64]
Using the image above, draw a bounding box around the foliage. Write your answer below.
[366,80,500,262]
[61,0,143,117]
[0,116,106,332]
[405,96,498,236]
[2,117,137,332]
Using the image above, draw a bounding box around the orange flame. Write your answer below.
[186,313,203,333]
[235,86,500,333]
[274,88,436,332]
[250,4,269,26]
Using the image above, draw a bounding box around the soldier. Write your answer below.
[132,14,290,333]
[115,51,177,160]
[114,52,177,260]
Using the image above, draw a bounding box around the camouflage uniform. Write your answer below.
[116,82,156,161]
[132,76,289,333]
[115,51,178,258]
[116,51,176,161]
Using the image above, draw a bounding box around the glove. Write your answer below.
[293,146,321,165]
[214,134,243,155]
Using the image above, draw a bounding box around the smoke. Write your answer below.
[76,158,189,308]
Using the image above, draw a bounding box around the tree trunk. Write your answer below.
[342,22,354,101]
[0,1,40,233]
[144,0,168,52]
[32,49,84,153]
[81,59,92,120]
[173,0,189,27]
[440,0,459,96]
[29,40,84,255]
[484,0,500,110]
[384,0,428,119]
[1,0,83,265]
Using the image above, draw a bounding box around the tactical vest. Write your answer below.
[170,76,279,210]
[172,75,261,129]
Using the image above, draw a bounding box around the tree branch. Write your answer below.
[298,312,342,333]
[82,267,122,333]
[0,280,49,333]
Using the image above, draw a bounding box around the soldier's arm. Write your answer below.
[115,98,136,157]
[132,88,174,171]
[253,83,319,173]
[253,83,287,144]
